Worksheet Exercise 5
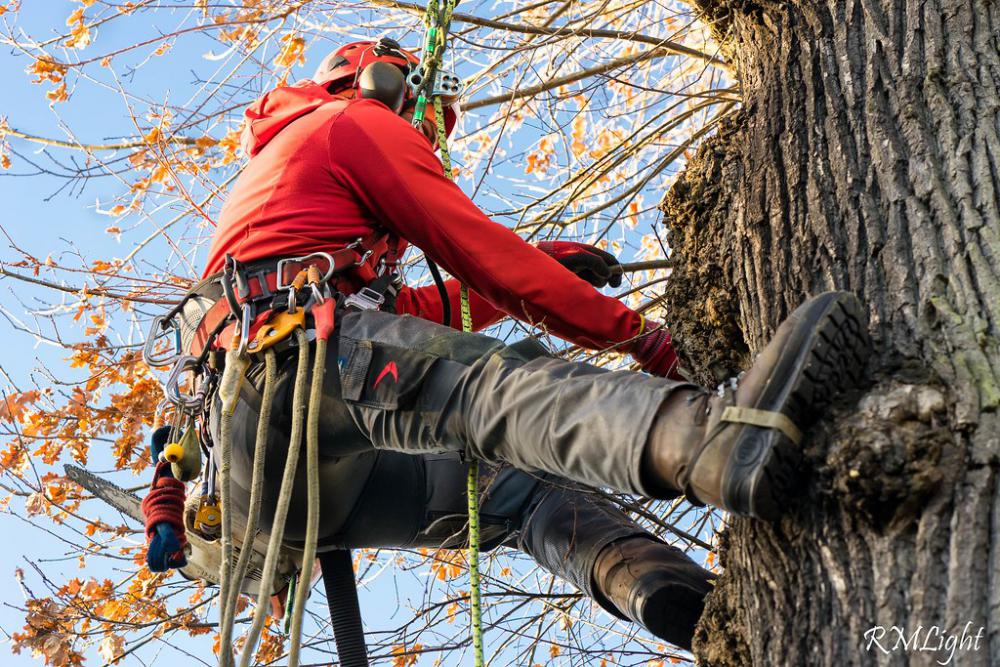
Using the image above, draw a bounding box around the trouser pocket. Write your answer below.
[338,335,440,410]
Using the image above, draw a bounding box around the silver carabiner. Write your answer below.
[164,355,207,414]
[205,449,217,499]
[236,303,252,357]
[143,315,182,368]
[276,252,336,291]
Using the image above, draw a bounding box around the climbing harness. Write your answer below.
[137,233,400,667]
[218,260,360,667]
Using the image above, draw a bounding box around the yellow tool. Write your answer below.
[164,426,202,482]
[194,496,222,536]
[246,309,306,354]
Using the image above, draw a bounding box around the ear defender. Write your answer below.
[358,61,407,113]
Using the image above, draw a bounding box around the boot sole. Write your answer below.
[636,579,708,651]
[721,292,871,520]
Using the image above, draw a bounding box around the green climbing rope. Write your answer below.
[417,3,484,664]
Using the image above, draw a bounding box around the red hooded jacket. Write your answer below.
[204,82,645,350]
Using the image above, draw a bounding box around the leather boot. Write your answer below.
[591,536,716,650]
[642,291,870,519]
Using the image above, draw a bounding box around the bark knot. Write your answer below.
[822,380,953,532]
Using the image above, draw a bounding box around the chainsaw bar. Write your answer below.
[64,464,288,596]
[64,464,144,521]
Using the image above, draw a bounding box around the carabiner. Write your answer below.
[235,303,253,357]
[276,252,336,292]
[285,269,310,315]
[142,315,182,368]
[164,355,207,414]
[306,264,327,303]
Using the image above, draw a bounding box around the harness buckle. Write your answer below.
[343,286,385,311]
[243,267,273,302]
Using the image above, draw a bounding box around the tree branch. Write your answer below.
[367,0,726,65]
[463,46,669,111]
[0,126,198,152]
[0,266,180,305]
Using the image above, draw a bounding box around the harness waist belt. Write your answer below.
[181,235,397,357]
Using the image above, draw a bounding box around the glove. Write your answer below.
[537,241,624,288]
[632,320,684,380]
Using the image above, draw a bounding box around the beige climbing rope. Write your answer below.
[216,346,250,667]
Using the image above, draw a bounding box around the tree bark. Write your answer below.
[660,0,1000,664]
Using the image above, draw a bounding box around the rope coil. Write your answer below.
[141,461,189,572]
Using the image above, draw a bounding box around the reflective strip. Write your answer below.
[720,406,803,445]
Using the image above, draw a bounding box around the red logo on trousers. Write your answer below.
[373,361,399,389]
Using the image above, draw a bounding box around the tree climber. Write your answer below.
[172,38,870,651]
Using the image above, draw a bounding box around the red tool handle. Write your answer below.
[313,298,336,341]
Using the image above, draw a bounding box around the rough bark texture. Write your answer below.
[660,0,1000,664]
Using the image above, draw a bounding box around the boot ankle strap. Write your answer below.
[720,406,803,444]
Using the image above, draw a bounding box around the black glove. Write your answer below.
[536,241,624,288]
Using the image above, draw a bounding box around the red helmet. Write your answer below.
[313,38,459,137]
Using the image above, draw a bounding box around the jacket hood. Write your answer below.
[241,80,346,157]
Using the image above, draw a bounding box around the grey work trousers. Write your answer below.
[221,309,694,610]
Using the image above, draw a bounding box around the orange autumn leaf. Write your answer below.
[64,7,92,49]
[391,643,423,667]
[46,82,69,103]
[0,389,40,423]
[29,59,67,84]
[274,33,306,68]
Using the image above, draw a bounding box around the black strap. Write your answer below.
[319,549,370,667]
[425,259,451,326]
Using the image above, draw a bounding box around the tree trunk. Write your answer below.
[660,0,1000,664]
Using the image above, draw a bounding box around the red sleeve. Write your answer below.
[395,280,507,331]
[329,100,644,351]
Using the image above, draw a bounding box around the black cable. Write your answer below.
[426,258,452,326]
